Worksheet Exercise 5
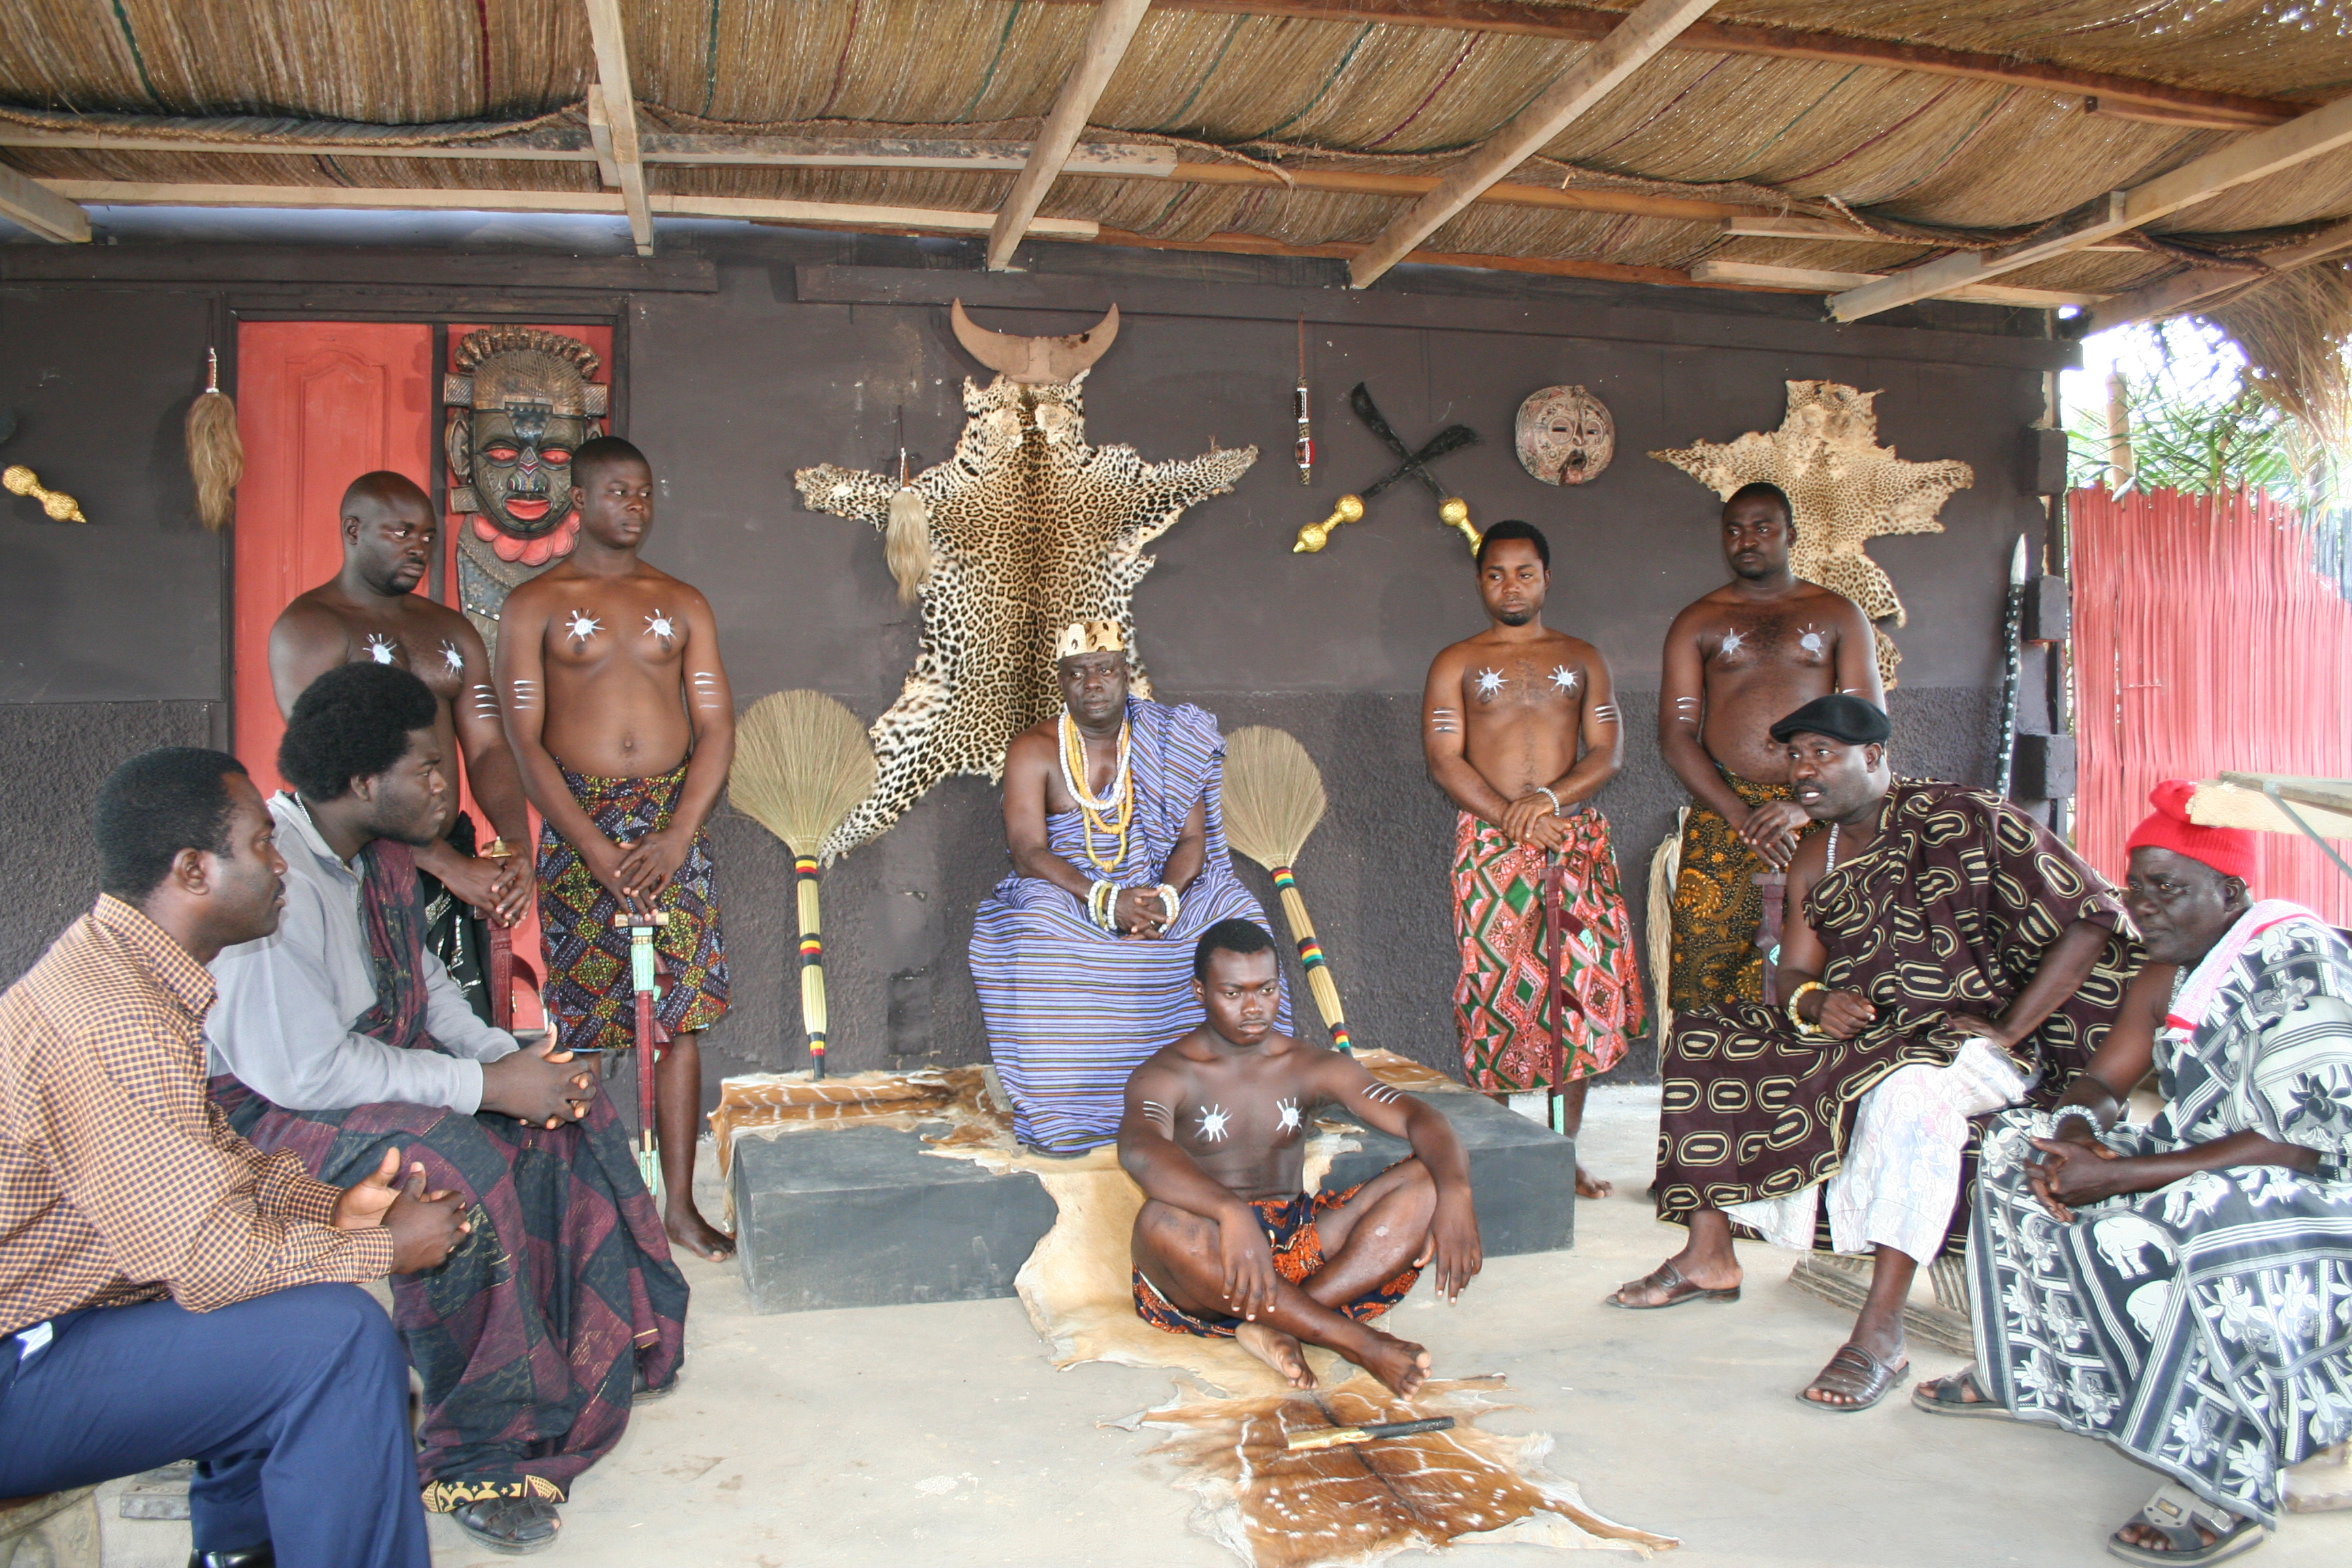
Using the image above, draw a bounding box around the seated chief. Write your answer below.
[203,664,688,1558]
[973,620,1291,1155]
[1120,919,1482,1397]
[1921,783,2352,1565]
[1611,695,2138,1414]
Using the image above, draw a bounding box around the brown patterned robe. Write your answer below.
[1654,780,2138,1241]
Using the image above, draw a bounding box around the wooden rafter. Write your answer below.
[0,160,87,242]
[2081,217,2352,333]
[1718,214,2140,251]
[987,0,1154,270]
[35,178,1099,240]
[1690,258,2103,308]
[1829,93,2352,321]
[1347,0,1718,287]
[1034,0,2302,128]
[582,0,653,255]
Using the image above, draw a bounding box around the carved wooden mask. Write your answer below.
[1514,385,1614,486]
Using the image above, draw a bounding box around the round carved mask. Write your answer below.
[1515,385,1614,486]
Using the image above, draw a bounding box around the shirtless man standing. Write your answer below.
[497,436,736,1258]
[1658,482,1880,1012]
[1122,919,1480,1395]
[270,472,533,998]
[1422,521,1646,1198]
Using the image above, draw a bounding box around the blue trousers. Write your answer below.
[0,1284,428,1568]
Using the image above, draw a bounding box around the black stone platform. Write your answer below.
[730,1088,1572,1314]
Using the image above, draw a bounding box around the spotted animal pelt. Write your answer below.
[1652,379,1974,687]
[796,372,1256,860]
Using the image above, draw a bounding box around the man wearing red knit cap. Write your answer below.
[1921,781,2352,1564]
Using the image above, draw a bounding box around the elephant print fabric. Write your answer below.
[796,372,1255,860]
[1968,905,2352,1525]
[1653,779,2138,1255]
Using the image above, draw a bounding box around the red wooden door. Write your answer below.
[233,322,436,789]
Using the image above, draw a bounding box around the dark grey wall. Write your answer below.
[0,234,2068,1089]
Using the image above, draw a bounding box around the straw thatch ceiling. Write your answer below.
[2,1,2349,359]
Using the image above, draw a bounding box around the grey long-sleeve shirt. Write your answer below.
[206,792,517,1114]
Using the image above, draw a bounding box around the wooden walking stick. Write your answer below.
[1221,727,1354,1052]
[728,691,878,1081]
[484,837,516,1032]
[614,907,670,1198]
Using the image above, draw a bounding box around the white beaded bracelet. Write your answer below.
[1535,785,1563,816]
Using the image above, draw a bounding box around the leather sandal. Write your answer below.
[1911,1365,2014,1420]
[1603,1260,1740,1309]
[452,1495,561,1555]
[1797,1343,1908,1411]
[2106,1484,2264,1565]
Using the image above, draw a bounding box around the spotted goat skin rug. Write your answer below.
[1116,1376,1677,1566]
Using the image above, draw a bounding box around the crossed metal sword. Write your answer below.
[1293,382,1483,555]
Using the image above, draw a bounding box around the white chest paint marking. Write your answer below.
[565,611,602,643]
[1276,1098,1301,1133]
[363,634,398,665]
[1550,665,1580,693]
[1195,1105,1232,1143]
[1473,668,1505,698]
[440,640,465,676]
[1718,627,1746,657]
[1799,625,1825,655]
[644,610,674,641]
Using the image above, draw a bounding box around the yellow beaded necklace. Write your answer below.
[1058,709,1133,874]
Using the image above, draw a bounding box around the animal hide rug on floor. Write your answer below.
[1121,1377,1677,1566]
[796,373,1257,859]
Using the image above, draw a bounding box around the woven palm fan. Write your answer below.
[1221,726,1353,1053]
[728,691,878,1080]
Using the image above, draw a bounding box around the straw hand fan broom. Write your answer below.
[1221,727,1353,1053]
[728,691,878,1081]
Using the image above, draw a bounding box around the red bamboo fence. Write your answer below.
[2072,487,2352,922]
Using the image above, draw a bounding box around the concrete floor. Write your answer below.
[99,1085,2352,1567]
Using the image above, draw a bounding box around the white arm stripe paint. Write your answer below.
[1362,1082,1403,1106]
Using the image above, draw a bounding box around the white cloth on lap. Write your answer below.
[1726,1036,2029,1263]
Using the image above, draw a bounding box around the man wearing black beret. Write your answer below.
[1607,695,2140,1412]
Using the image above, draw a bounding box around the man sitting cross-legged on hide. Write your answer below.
[975,621,1290,1156]
[205,664,688,1556]
[1610,694,2137,1413]
[1,747,470,1568]
[1121,919,1482,1396]
[1918,784,2352,1565]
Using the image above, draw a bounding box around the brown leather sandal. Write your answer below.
[1798,1343,1909,1411]
[1603,1260,1742,1309]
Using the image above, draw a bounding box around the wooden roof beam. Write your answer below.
[1720,213,2141,250]
[1348,0,1719,288]
[1037,1,2300,129]
[1692,258,2103,308]
[582,0,653,255]
[0,160,88,242]
[2080,216,2352,333]
[987,0,1154,270]
[33,177,1099,240]
[1829,92,2352,321]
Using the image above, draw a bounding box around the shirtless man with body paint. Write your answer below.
[1658,482,1880,1012]
[1422,520,1637,1198]
[270,472,534,936]
[1121,919,1481,1396]
[497,436,736,1258]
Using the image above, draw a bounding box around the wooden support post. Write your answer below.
[1347,0,1720,289]
[1829,93,2352,321]
[0,161,90,243]
[582,0,653,256]
[987,0,1154,270]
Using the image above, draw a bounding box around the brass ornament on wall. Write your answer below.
[1515,385,1615,486]
[3,464,86,523]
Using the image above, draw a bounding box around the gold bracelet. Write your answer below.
[1787,981,1829,1036]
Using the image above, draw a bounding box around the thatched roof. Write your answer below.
[4,1,2350,414]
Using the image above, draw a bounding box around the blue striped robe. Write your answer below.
[970,698,1290,1151]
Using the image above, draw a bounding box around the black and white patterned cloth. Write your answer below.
[1969,900,2352,1525]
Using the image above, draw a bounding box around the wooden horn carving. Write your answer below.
[950,299,1120,385]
